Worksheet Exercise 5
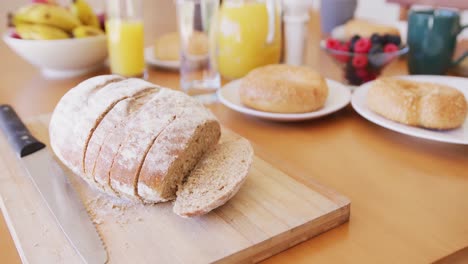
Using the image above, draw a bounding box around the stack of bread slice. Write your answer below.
[49,75,253,217]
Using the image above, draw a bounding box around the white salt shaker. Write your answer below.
[282,0,310,65]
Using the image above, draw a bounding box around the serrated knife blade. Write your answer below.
[0,105,107,264]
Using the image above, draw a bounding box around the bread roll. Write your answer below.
[154,32,180,61]
[50,76,253,216]
[367,78,467,130]
[344,19,400,39]
[154,31,208,61]
[239,64,329,113]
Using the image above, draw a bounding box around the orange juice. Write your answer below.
[217,2,282,79]
[106,19,145,77]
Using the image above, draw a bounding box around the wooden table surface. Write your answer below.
[1,2,468,263]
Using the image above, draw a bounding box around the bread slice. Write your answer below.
[344,19,400,39]
[173,136,254,217]
[50,75,124,177]
[109,89,192,200]
[137,101,221,203]
[84,89,158,192]
[367,78,467,129]
[92,90,164,195]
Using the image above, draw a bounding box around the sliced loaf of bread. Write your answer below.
[173,136,253,217]
[50,75,252,216]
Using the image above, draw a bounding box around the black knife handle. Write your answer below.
[0,104,45,157]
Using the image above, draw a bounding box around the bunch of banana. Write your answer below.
[72,26,104,38]
[12,4,80,32]
[70,0,100,29]
[16,23,69,40]
[8,0,104,40]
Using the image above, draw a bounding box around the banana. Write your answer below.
[70,0,100,28]
[13,3,81,32]
[16,23,70,40]
[72,25,104,38]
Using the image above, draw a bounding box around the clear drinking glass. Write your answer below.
[106,0,146,78]
[175,0,220,98]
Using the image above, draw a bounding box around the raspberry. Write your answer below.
[10,31,21,39]
[384,43,399,53]
[353,38,372,53]
[355,68,369,79]
[326,38,341,50]
[338,43,349,52]
[361,71,377,82]
[352,55,368,68]
[333,44,350,62]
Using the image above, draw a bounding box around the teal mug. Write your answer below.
[407,9,468,75]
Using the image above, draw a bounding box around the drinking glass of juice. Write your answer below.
[106,0,145,78]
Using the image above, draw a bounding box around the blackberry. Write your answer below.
[386,35,401,46]
[350,35,361,48]
[370,33,382,44]
[369,44,383,54]
[344,63,362,85]
[382,34,392,45]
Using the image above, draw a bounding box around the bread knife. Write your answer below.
[0,105,107,264]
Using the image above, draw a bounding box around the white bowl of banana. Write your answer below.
[3,0,108,79]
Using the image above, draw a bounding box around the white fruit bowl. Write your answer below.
[3,33,108,79]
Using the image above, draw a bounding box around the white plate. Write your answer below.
[145,46,210,70]
[144,46,179,70]
[351,75,468,145]
[217,79,351,121]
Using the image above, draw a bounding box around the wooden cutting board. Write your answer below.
[0,115,350,264]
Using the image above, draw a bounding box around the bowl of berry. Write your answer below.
[321,34,408,86]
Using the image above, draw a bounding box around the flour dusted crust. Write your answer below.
[239,64,329,113]
[84,90,158,190]
[344,19,400,39]
[49,75,124,177]
[91,90,163,195]
[367,78,468,130]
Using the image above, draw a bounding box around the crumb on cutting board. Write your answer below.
[85,193,144,227]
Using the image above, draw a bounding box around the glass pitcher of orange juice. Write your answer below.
[216,0,282,79]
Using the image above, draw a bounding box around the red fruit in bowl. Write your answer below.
[326,38,341,50]
[333,44,350,62]
[339,43,350,52]
[32,0,56,4]
[10,31,21,39]
[352,55,368,68]
[355,68,369,79]
[384,43,399,53]
[354,38,372,53]
[97,12,106,32]
[363,72,378,82]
